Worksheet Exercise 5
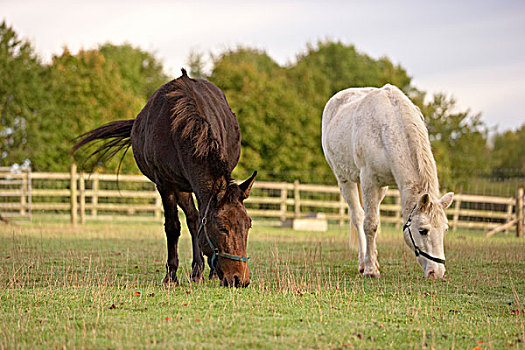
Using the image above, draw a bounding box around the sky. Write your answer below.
[2,0,525,133]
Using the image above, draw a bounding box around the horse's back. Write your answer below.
[322,84,415,184]
[131,75,240,189]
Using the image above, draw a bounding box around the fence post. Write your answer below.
[79,172,85,224]
[26,167,31,221]
[70,164,77,226]
[91,173,99,218]
[294,179,300,219]
[280,184,287,224]
[517,187,524,238]
[20,170,27,216]
[339,194,346,226]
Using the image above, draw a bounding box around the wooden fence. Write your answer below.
[0,166,31,221]
[0,165,523,235]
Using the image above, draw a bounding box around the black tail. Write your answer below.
[70,119,135,171]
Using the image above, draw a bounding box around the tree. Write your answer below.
[421,93,490,188]
[288,40,413,112]
[491,123,525,178]
[207,43,429,184]
[99,43,168,101]
[0,21,47,167]
[209,48,326,182]
[29,48,144,172]
[187,49,206,79]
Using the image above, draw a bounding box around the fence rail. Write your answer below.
[0,165,524,235]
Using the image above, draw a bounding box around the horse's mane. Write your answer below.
[387,86,440,196]
[166,69,230,179]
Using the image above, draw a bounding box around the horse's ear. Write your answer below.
[417,193,431,211]
[439,192,454,209]
[239,171,257,199]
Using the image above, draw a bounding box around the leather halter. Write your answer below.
[403,205,446,265]
[197,194,250,270]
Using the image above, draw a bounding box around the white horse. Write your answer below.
[322,84,453,279]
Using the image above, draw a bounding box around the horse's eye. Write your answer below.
[219,228,229,235]
[419,228,429,235]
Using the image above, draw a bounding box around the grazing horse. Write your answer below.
[322,84,453,279]
[72,69,256,287]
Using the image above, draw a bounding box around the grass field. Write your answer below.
[0,219,524,349]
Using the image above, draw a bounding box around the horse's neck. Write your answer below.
[193,176,228,211]
[393,138,440,220]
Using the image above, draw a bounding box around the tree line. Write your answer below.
[1,21,523,189]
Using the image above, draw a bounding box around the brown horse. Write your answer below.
[71,69,256,287]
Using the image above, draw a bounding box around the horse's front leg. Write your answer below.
[159,188,181,285]
[176,192,205,282]
[360,179,386,278]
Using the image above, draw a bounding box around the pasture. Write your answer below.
[1,220,523,349]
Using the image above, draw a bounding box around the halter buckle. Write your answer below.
[414,247,420,257]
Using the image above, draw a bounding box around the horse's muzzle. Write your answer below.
[221,274,250,288]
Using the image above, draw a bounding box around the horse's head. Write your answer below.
[203,172,257,287]
[403,192,454,279]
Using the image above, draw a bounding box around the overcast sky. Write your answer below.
[2,0,525,132]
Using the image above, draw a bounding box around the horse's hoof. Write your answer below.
[209,270,219,280]
[363,272,380,278]
[358,262,365,274]
[363,267,380,278]
[191,275,205,283]
[162,274,179,286]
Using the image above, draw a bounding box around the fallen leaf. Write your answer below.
[477,341,484,344]
[449,309,460,314]
[165,317,171,321]
[5,256,11,259]
[108,304,117,310]
[148,293,155,297]
[472,347,482,350]
[133,292,141,296]
[194,318,201,322]
[186,291,191,295]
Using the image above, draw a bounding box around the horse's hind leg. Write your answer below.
[158,187,181,285]
[176,192,205,282]
[339,180,366,274]
[360,176,386,278]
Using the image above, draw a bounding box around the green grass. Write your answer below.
[0,220,524,349]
